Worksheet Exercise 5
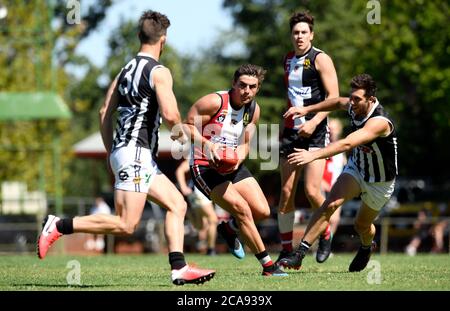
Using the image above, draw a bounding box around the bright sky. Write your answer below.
[76,0,233,67]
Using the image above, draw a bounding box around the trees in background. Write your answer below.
[1,1,448,200]
[221,0,450,185]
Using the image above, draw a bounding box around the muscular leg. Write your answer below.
[303,174,361,245]
[147,173,187,253]
[277,158,302,252]
[303,158,326,210]
[329,206,342,234]
[73,190,147,235]
[233,177,271,222]
[354,202,379,247]
[278,158,302,214]
[210,182,266,254]
[73,173,187,253]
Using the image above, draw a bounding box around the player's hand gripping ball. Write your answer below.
[215,147,238,174]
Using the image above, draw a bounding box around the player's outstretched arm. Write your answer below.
[284,96,350,120]
[99,77,119,153]
[288,118,390,166]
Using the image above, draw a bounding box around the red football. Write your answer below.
[216,147,239,174]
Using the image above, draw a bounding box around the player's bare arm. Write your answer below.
[153,66,185,142]
[298,53,339,136]
[185,93,222,164]
[99,77,119,153]
[287,118,391,166]
[284,97,350,120]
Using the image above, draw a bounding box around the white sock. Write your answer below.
[278,211,295,233]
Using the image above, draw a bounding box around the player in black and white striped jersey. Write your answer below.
[37,10,215,285]
[279,73,398,272]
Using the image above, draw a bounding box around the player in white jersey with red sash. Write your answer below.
[185,64,286,276]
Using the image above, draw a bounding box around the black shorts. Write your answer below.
[280,122,329,158]
[190,164,253,199]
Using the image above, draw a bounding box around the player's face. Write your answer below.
[349,88,373,117]
[232,75,260,106]
[291,22,313,53]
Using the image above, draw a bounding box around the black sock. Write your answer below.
[56,218,73,235]
[361,244,371,250]
[299,240,311,253]
[169,252,187,270]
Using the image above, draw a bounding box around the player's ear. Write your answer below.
[160,35,167,45]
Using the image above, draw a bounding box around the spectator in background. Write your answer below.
[175,160,218,256]
[85,196,112,252]
[405,208,432,256]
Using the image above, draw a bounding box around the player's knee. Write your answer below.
[169,199,187,216]
[232,202,252,223]
[280,184,293,201]
[304,187,322,206]
[254,205,271,220]
[208,214,218,225]
[118,221,138,236]
[324,199,341,213]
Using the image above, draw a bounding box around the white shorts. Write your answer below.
[194,186,212,206]
[110,146,160,193]
[187,186,212,209]
[342,160,395,211]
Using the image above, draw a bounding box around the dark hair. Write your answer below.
[289,11,314,32]
[138,10,170,44]
[350,74,377,98]
[233,64,267,85]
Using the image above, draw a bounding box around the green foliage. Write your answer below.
[0,1,112,196]
[221,0,450,182]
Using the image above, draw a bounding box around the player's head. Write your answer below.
[231,64,266,105]
[138,10,170,45]
[349,74,377,116]
[289,11,314,52]
[289,11,314,32]
[351,73,377,98]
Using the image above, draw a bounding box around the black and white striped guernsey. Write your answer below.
[112,52,163,158]
[349,100,398,182]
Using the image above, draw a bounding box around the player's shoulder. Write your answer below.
[284,51,296,62]
[152,65,172,85]
[195,92,222,114]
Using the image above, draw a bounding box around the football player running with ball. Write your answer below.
[184,64,286,276]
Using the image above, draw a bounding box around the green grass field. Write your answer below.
[1,253,449,291]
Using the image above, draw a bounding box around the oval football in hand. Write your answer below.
[216,147,238,174]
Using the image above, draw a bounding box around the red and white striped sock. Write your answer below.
[278,211,295,252]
